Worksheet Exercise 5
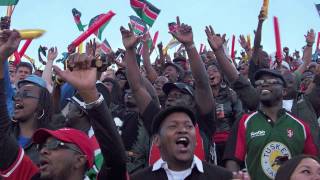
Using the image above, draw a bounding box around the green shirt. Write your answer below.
[225,110,318,180]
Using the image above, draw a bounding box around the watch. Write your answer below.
[84,93,104,110]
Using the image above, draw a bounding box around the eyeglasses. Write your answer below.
[254,79,283,86]
[37,139,83,155]
[12,91,40,101]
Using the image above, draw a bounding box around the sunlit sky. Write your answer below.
[1,0,320,68]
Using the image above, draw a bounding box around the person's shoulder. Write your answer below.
[202,161,233,179]
[130,166,154,179]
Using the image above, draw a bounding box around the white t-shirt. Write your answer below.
[283,99,293,112]
[152,156,204,180]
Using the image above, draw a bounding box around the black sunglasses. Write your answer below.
[12,91,40,101]
[37,139,83,155]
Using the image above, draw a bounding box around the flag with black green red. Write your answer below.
[130,0,160,27]
[72,8,86,32]
[100,39,112,54]
[0,0,19,6]
[129,15,147,35]
[89,13,112,40]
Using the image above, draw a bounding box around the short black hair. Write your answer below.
[16,62,33,73]
[152,106,196,135]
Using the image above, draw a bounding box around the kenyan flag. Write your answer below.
[129,15,147,35]
[89,14,112,40]
[130,0,160,27]
[100,39,112,54]
[72,8,86,32]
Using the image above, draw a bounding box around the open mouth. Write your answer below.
[176,137,189,148]
[39,159,49,170]
[15,103,24,110]
[261,89,272,95]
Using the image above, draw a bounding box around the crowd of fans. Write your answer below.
[0,8,320,180]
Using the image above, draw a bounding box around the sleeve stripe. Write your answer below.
[0,148,25,178]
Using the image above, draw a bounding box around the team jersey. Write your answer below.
[224,110,318,180]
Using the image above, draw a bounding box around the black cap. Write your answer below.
[254,69,287,87]
[162,82,194,96]
[152,106,196,134]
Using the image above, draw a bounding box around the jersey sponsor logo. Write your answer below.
[261,141,292,179]
[250,130,266,139]
[287,128,294,138]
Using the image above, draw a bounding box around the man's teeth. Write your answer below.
[176,137,189,147]
[261,90,271,94]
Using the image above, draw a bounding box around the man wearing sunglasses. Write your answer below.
[224,69,318,180]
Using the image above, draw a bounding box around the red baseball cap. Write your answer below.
[33,128,94,168]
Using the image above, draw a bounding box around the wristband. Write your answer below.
[84,93,104,110]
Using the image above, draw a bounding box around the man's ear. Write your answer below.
[153,134,161,148]
[74,154,87,170]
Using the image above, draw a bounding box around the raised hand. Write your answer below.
[47,47,58,62]
[305,29,315,46]
[0,29,21,61]
[120,24,140,50]
[142,33,152,55]
[53,52,98,102]
[205,25,226,51]
[239,35,249,50]
[169,16,194,46]
[86,39,97,57]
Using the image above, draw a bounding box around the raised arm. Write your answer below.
[0,30,23,172]
[42,47,58,93]
[295,29,314,74]
[141,34,159,83]
[157,42,166,67]
[121,26,158,114]
[171,16,214,114]
[251,10,266,65]
[205,26,259,111]
[205,26,239,82]
[54,52,127,180]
